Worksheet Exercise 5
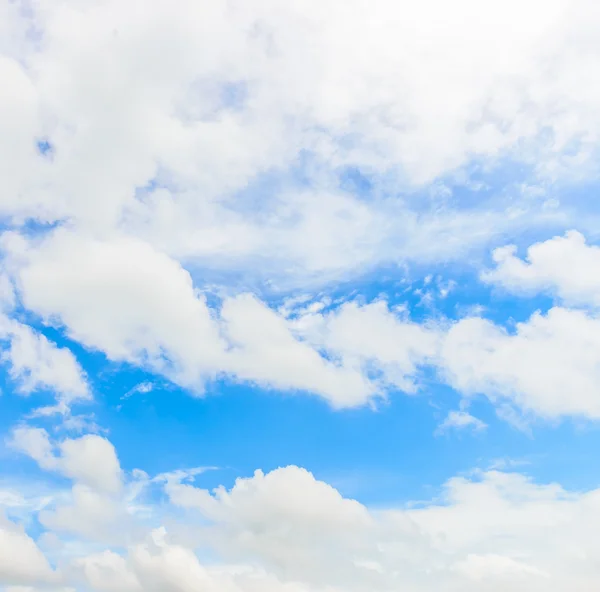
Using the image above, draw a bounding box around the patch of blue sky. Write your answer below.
[86,362,600,504]
[36,139,53,157]
[219,80,248,111]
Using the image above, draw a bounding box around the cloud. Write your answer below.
[441,308,600,419]
[9,230,226,382]
[9,428,122,494]
[121,382,154,401]
[483,230,600,307]
[74,463,600,592]
[0,0,599,285]
[0,513,58,587]
[220,294,375,408]
[435,411,488,435]
[453,553,550,582]
[290,299,440,394]
[12,226,600,421]
[39,484,127,544]
[2,3,600,591]
[0,315,89,410]
[5,435,600,592]
[8,231,441,408]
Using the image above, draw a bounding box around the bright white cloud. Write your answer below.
[220,294,375,408]
[12,226,600,420]
[9,428,122,494]
[2,2,600,591]
[8,230,226,382]
[0,0,598,282]
[0,316,89,410]
[6,430,600,592]
[0,513,58,587]
[39,484,127,544]
[8,231,443,408]
[70,463,599,592]
[484,231,600,307]
[291,299,440,395]
[441,308,600,418]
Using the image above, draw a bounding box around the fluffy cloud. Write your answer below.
[2,0,600,420]
[5,426,600,592]
[47,463,599,592]
[12,226,600,420]
[220,294,374,408]
[7,231,440,408]
[8,230,226,381]
[9,428,122,494]
[483,231,600,307]
[8,429,134,545]
[441,308,600,418]
[1,0,599,282]
[0,513,58,587]
[290,299,440,395]
[3,2,600,591]
[0,310,88,412]
[39,484,127,544]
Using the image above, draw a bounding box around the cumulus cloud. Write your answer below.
[28,462,597,592]
[11,226,600,420]
[9,427,122,494]
[2,2,600,591]
[291,299,440,395]
[0,513,58,587]
[441,308,600,419]
[1,0,600,420]
[5,422,600,592]
[0,315,89,410]
[484,230,600,307]
[6,231,443,408]
[9,231,226,381]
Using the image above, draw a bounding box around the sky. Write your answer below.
[2,0,600,590]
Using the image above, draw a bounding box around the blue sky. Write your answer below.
[3,1,600,591]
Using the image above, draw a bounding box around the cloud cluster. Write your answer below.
[1,0,600,282]
[484,230,600,307]
[6,227,600,422]
[2,2,600,591]
[4,431,600,592]
[1,0,600,422]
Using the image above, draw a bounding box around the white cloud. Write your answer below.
[39,484,126,544]
[58,435,122,495]
[9,428,122,494]
[9,230,226,383]
[13,226,600,420]
[8,232,442,408]
[484,231,600,307]
[453,553,550,582]
[220,294,374,408]
[441,308,600,419]
[291,299,440,395]
[0,0,599,284]
[5,447,600,592]
[144,464,600,591]
[3,5,600,591]
[436,411,488,435]
[0,513,58,587]
[0,315,89,410]
[71,551,141,592]
[3,0,600,421]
